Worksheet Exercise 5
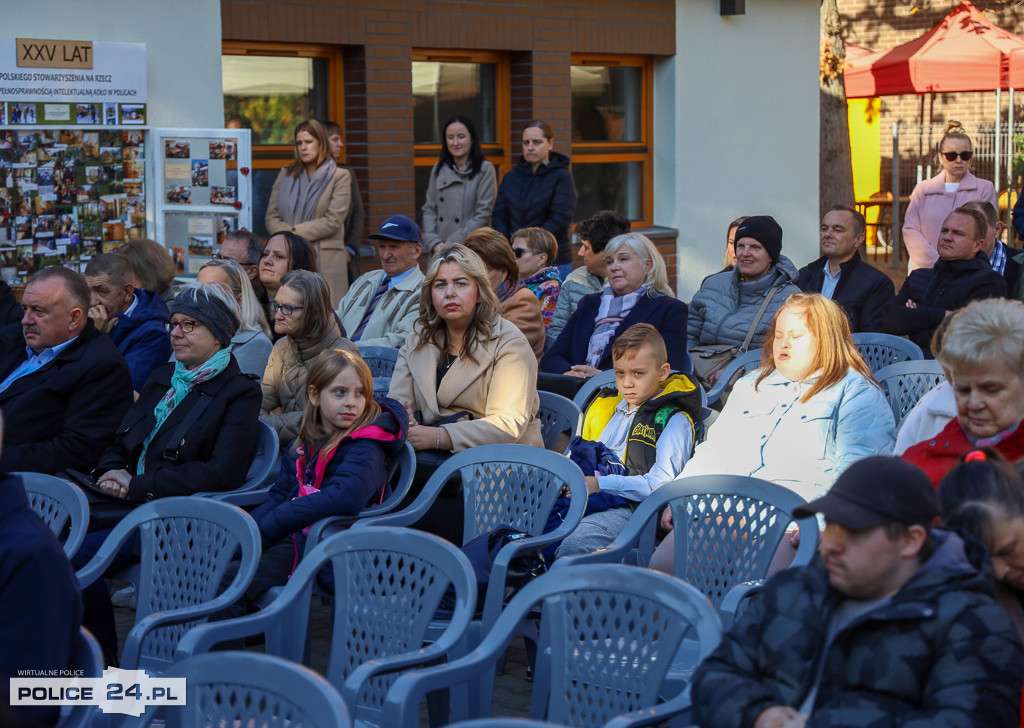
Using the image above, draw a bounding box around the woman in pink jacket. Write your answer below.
[902,120,997,273]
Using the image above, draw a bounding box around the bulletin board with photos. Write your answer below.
[150,128,252,278]
[0,127,146,284]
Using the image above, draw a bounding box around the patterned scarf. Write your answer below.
[137,347,232,474]
[585,284,647,367]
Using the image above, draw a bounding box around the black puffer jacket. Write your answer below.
[492,151,577,265]
[693,528,1024,728]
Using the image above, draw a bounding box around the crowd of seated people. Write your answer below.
[8,182,1024,727]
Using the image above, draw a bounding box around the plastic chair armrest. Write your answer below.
[719,580,764,629]
[172,595,300,660]
[602,688,694,728]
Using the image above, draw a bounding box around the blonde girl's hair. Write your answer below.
[603,233,673,297]
[415,243,498,365]
[285,119,334,178]
[199,257,271,336]
[937,120,971,165]
[298,348,380,450]
[755,292,876,403]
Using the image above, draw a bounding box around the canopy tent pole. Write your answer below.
[1009,88,1016,236]
[996,88,1002,193]
[893,121,901,262]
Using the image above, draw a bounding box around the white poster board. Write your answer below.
[150,127,251,277]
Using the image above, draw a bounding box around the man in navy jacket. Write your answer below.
[84,253,170,392]
[797,205,894,333]
[0,267,132,474]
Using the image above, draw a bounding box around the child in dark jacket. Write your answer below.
[235,347,407,612]
[554,324,701,558]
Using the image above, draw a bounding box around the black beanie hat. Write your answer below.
[170,285,240,348]
[734,215,783,265]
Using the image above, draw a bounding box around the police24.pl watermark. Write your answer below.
[11,667,185,716]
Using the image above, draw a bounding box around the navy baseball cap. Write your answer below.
[793,456,938,530]
[369,214,422,243]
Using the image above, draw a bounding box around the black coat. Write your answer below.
[0,320,133,474]
[0,281,20,328]
[94,358,262,503]
[796,253,895,333]
[881,253,1007,355]
[491,152,577,265]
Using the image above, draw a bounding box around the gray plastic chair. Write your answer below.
[536,391,582,453]
[555,474,819,626]
[702,348,764,409]
[874,359,946,430]
[852,332,924,373]
[373,376,391,400]
[571,369,616,411]
[352,445,587,637]
[18,471,90,558]
[383,564,722,728]
[175,526,476,728]
[448,721,568,728]
[118,651,351,728]
[57,628,102,728]
[75,497,261,674]
[194,419,279,507]
[359,345,400,378]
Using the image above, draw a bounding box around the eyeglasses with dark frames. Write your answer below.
[166,319,198,333]
[269,301,304,316]
[940,150,973,162]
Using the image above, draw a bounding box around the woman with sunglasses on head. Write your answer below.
[903,120,997,273]
[261,270,357,447]
[266,119,351,304]
[421,115,497,253]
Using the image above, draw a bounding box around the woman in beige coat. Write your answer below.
[388,243,542,453]
[266,119,352,304]
[261,270,357,447]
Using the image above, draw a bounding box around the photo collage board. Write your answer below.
[0,127,146,284]
[153,129,251,278]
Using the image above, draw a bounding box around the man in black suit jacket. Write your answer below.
[882,206,1007,357]
[796,205,894,332]
[0,267,132,474]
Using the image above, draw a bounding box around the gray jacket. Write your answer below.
[547,266,603,341]
[687,256,801,350]
[231,329,274,380]
[421,160,497,251]
[336,267,425,349]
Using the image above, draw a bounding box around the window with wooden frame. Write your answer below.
[222,41,343,238]
[412,50,510,230]
[571,54,653,226]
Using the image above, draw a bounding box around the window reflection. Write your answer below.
[574,161,642,221]
[571,66,641,143]
[222,56,328,145]
[413,61,497,144]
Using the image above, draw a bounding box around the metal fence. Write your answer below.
[868,121,1023,262]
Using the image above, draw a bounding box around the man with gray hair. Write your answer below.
[217,229,266,300]
[0,267,132,474]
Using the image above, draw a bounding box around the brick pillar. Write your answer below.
[342,46,368,242]
[360,12,415,236]
[508,23,572,146]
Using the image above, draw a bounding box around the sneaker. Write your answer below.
[111,584,137,609]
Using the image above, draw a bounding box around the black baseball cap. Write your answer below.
[793,456,938,530]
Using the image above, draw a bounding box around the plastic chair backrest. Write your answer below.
[852,332,924,373]
[874,359,946,429]
[383,565,722,728]
[18,472,90,559]
[75,497,261,674]
[57,628,102,728]
[118,651,351,728]
[536,391,582,452]
[703,349,764,408]
[359,346,400,378]
[667,475,818,608]
[200,419,279,506]
[175,527,475,728]
[373,376,391,400]
[572,369,616,411]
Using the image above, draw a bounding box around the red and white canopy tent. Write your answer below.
[844,1,1024,188]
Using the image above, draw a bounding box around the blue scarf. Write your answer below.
[137,348,232,474]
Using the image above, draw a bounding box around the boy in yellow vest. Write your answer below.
[555,323,702,557]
